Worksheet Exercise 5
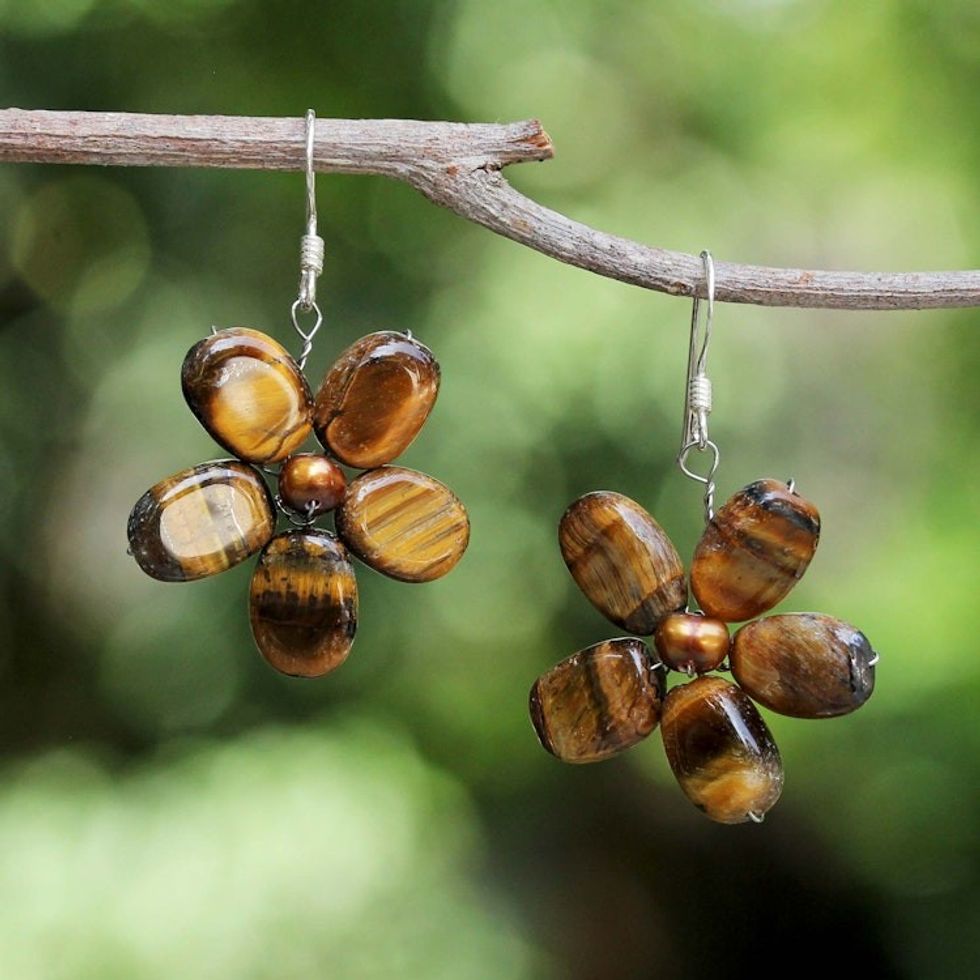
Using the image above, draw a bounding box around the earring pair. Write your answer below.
[127,110,469,677]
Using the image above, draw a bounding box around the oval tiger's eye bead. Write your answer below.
[654,613,730,675]
[661,675,783,824]
[278,453,347,517]
[313,331,440,469]
[529,638,665,764]
[127,460,275,582]
[182,327,313,464]
[691,479,820,622]
[559,492,686,635]
[731,613,877,718]
[249,530,358,678]
[336,467,469,582]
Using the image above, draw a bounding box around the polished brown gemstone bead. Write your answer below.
[731,613,877,718]
[559,492,687,635]
[278,453,347,517]
[661,675,783,824]
[313,331,440,469]
[654,613,730,675]
[336,466,469,582]
[127,460,275,582]
[690,479,820,622]
[529,638,665,764]
[182,327,313,464]
[249,530,358,678]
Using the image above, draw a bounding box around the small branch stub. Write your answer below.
[1,108,978,311]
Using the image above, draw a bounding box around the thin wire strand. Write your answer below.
[294,108,325,363]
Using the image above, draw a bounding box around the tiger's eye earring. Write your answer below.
[127,109,470,677]
[529,251,879,824]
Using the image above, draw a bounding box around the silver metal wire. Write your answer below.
[677,251,720,522]
[293,108,326,365]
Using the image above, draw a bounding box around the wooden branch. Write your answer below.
[1,108,977,310]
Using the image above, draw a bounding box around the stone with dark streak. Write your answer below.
[661,675,783,824]
[127,460,276,582]
[529,638,665,763]
[690,479,820,622]
[731,613,876,718]
[249,529,358,677]
[313,331,440,469]
[182,327,313,464]
[336,466,469,582]
[559,492,687,634]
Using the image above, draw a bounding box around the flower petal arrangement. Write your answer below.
[128,326,470,677]
[529,478,878,824]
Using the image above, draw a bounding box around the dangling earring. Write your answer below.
[127,109,470,678]
[529,250,878,825]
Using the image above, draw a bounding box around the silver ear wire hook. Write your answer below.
[677,250,720,522]
[291,108,325,370]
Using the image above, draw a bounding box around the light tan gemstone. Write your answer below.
[335,466,469,582]
[182,327,313,464]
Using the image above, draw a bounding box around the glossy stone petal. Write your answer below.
[249,530,358,678]
[654,613,730,675]
[313,331,440,469]
[691,479,820,622]
[661,675,783,824]
[128,460,275,582]
[336,467,469,582]
[182,327,313,464]
[731,613,877,718]
[529,638,665,764]
[559,492,686,634]
[278,453,347,517]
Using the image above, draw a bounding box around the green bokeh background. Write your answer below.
[1,2,978,977]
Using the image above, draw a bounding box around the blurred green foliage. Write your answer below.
[0,1,978,977]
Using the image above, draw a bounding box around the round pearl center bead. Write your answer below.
[278,453,347,517]
[654,612,730,675]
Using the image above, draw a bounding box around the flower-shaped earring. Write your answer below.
[127,111,469,678]
[529,252,879,824]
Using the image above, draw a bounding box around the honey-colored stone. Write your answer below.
[313,331,440,469]
[690,479,820,622]
[182,327,313,464]
[559,492,687,635]
[128,460,275,582]
[661,675,783,824]
[249,530,358,678]
[529,638,665,763]
[654,613,730,675]
[731,613,876,718]
[278,453,347,517]
[336,466,469,582]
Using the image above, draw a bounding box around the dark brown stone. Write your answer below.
[249,530,358,678]
[313,331,440,469]
[559,492,687,634]
[661,675,783,824]
[731,613,877,718]
[128,460,276,582]
[530,638,665,763]
[691,479,820,622]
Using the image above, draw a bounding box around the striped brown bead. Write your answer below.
[691,479,820,623]
[127,460,275,582]
[559,492,686,635]
[661,675,783,824]
[313,331,440,469]
[654,613,730,675]
[182,327,313,464]
[529,638,665,764]
[249,530,358,678]
[336,467,469,583]
[731,613,877,718]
